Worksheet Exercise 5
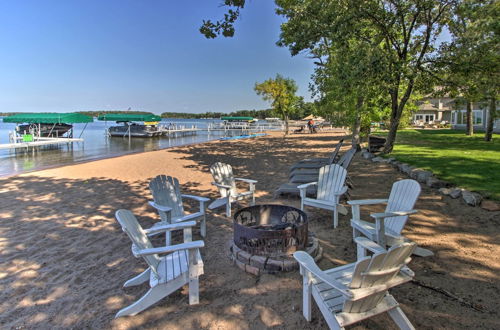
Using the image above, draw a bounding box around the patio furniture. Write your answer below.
[298,164,348,228]
[114,210,204,317]
[149,175,209,245]
[294,239,417,329]
[349,179,433,257]
[209,162,257,217]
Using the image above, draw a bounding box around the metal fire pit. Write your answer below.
[233,204,308,257]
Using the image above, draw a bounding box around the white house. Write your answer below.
[450,101,499,133]
[413,96,499,133]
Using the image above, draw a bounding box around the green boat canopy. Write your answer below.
[3,112,93,124]
[221,116,254,121]
[97,113,162,122]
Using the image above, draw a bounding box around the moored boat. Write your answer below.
[97,113,163,138]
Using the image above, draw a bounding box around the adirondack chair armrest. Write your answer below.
[144,221,197,235]
[354,237,386,254]
[234,178,258,184]
[181,194,210,203]
[297,182,317,190]
[148,201,173,213]
[294,251,353,299]
[136,240,205,256]
[212,182,232,189]
[347,199,389,206]
[370,209,418,219]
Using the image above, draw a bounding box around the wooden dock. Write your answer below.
[0,137,84,150]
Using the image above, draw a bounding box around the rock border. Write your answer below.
[361,149,499,211]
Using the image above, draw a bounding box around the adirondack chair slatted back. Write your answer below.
[343,242,416,313]
[337,147,356,169]
[149,175,185,219]
[115,209,161,274]
[327,139,344,164]
[317,164,348,201]
[384,179,421,235]
[210,162,238,197]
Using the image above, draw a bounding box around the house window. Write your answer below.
[415,115,423,121]
[425,114,434,123]
[473,110,483,125]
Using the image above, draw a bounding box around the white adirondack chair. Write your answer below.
[349,179,433,257]
[149,175,210,245]
[294,239,417,330]
[114,209,204,318]
[298,164,348,228]
[209,162,257,217]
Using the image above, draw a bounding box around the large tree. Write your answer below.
[276,0,456,153]
[254,74,299,135]
[438,0,499,140]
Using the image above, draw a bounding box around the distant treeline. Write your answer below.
[76,110,153,117]
[1,107,312,120]
[160,109,274,119]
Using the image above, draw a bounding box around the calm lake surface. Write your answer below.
[0,118,248,177]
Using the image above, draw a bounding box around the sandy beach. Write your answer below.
[1,131,499,329]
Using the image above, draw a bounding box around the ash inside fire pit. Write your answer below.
[229,204,321,275]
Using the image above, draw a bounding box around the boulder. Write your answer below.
[481,200,500,212]
[413,170,433,183]
[438,187,452,195]
[462,190,483,206]
[426,177,449,188]
[400,164,415,176]
[449,188,464,199]
[371,156,385,162]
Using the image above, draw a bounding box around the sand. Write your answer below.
[0,131,499,329]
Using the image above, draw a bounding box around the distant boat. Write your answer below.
[3,113,93,137]
[97,113,163,137]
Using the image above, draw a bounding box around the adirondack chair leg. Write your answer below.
[200,213,207,238]
[387,306,415,330]
[333,208,338,228]
[302,273,312,322]
[115,286,168,318]
[123,268,151,288]
[188,277,200,305]
[226,197,231,217]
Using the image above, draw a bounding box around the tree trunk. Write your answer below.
[383,91,401,154]
[485,96,496,141]
[351,97,363,150]
[466,100,473,136]
[284,114,289,136]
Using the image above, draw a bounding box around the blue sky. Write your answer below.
[0,1,315,114]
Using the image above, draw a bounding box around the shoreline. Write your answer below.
[2,134,232,179]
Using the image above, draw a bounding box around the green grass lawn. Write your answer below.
[377,129,500,200]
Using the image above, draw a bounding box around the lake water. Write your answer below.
[0,118,260,177]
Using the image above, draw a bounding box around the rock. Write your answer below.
[481,200,500,212]
[438,187,452,195]
[426,177,449,188]
[391,160,401,167]
[462,190,483,206]
[400,164,415,176]
[449,188,464,199]
[371,156,384,162]
[362,151,375,160]
[414,170,433,183]
[387,158,396,163]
